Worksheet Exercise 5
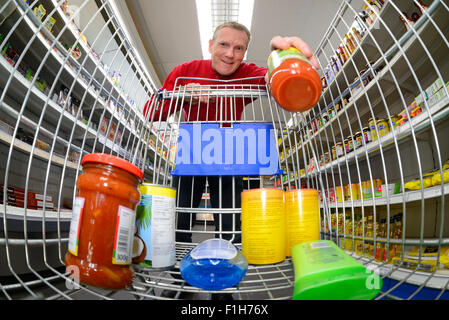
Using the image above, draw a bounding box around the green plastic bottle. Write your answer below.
[291,240,382,300]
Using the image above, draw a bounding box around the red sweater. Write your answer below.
[144,60,267,122]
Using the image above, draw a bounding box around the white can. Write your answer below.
[134,184,176,270]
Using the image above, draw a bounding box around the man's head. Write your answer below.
[208,21,251,76]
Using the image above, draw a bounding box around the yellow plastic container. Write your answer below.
[285,189,319,257]
[241,188,285,264]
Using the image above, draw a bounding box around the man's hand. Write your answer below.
[184,83,216,104]
[269,36,319,70]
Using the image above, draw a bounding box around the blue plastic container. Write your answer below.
[180,239,248,290]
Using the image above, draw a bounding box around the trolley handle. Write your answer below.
[157,88,269,100]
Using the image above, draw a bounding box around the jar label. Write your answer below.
[112,206,136,265]
[68,196,85,256]
[267,47,311,76]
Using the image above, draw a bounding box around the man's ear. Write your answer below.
[208,39,213,54]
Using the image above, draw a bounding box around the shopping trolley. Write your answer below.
[1,0,449,301]
[136,79,300,300]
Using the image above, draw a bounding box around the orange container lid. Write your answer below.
[270,59,322,112]
[81,153,144,180]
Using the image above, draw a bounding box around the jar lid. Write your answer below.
[81,153,144,180]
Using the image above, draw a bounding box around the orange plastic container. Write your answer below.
[65,153,143,290]
[267,47,322,112]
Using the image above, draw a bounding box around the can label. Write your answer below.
[377,122,389,137]
[242,189,285,264]
[267,47,311,76]
[363,129,372,143]
[136,186,176,269]
[355,135,362,149]
[336,144,344,157]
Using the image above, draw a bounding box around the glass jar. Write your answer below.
[267,47,322,112]
[377,118,390,138]
[354,131,362,149]
[65,153,143,290]
[336,142,344,158]
[346,136,354,153]
[368,117,378,141]
[362,126,372,144]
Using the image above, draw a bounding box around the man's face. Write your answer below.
[208,27,248,76]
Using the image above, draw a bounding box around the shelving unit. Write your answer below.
[276,0,449,300]
[0,0,175,284]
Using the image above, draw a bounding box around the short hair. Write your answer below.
[212,21,251,47]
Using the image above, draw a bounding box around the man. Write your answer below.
[144,21,319,245]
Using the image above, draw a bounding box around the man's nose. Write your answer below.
[224,47,234,59]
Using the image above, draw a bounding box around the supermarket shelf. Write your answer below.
[323,183,449,208]
[48,0,155,107]
[316,0,400,110]
[302,94,449,177]
[0,204,72,222]
[0,55,172,174]
[316,0,442,116]
[308,1,448,143]
[16,0,148,120]
[0,129,78,170]
[352,255,449,292]
[6,1,169,161]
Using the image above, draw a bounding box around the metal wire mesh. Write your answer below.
[0,0,448,300]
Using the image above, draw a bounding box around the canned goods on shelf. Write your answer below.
[336,142,344,158]
[368,117,378,141]
[390,114,400,129]
[321,76,327,89]
[354,131,362,149]
[336,186,344,202]
[377,118,390,138]
[345,136,354,153]
[323,152,330,164]
[331,146,337,160]
[362,126,372,144]
[335,102,342,112]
